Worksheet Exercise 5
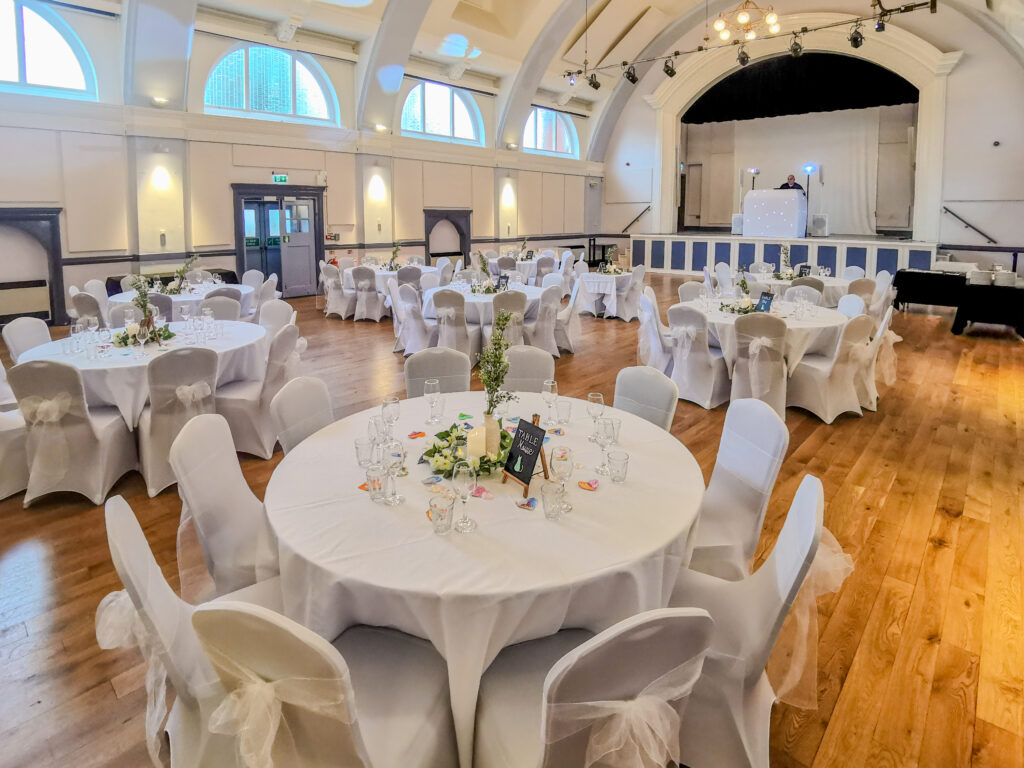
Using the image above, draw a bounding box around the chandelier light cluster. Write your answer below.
[712,0,780,42]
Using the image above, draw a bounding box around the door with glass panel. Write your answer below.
[242,199,282,281]
[280,198,316,298]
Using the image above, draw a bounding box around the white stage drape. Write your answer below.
[734,107,880,235]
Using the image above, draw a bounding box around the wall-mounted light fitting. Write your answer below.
[506,142,519,150]
[151,166,171,191]
[368,173,387,202]
[151,96,169,107]
[374,124,388,132]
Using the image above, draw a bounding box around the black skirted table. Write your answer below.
[951,283,1024,335]
[893,269,965,310]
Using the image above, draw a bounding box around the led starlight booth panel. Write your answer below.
[742,189,807,238]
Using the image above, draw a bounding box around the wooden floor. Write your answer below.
[1,274,1022,767]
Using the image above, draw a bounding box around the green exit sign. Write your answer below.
[272,173,288,184]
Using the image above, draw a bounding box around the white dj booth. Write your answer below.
[741,189,807,238]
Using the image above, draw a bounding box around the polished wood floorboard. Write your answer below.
[1,274,1022,767]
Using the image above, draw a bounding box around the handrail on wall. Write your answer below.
[622,205,652,234]
[942,206,997,244]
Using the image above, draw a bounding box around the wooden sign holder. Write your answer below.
[501,413,549,498]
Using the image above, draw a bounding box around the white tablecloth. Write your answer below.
[757,276,850,308]
[263,391,704,768]
[673,299,848,374]
[19,321,267,428]
[578,272,632,317]
[487,259,537,281]
[108,284,256,320]
[421,285,544,325]
[343,266,439,292]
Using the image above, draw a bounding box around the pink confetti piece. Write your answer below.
[515,497,538,510]
[471,486,494,500]
[578,480,599,491]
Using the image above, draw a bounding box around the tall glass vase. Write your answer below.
[484,413,501,456]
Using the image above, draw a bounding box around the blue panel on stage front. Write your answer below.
[651,240,665,269]
[633,240,646,266]
[764,244,781,270]
[846,247,867,269]
[671,241,686,270]
[817,245,837,273]
[790,244,808,264]
[715,242,731,264]
[908,249,931,270]
[877,248,898,275]
[738,243,755,270]
[692,242,708,272]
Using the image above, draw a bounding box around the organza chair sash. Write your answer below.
[504,311,524,345]
[95,591,168,768]
[877,329,902,385]
[355,279,375,318]
[743,335,782,398]
[669,325,698,384]
[19,393,72,487]
[436,307,459,349]
[175,382,213,411]
[203,644,354,768]
[545,654,706,768]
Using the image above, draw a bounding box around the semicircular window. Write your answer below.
[400,81,484,145]
[522,107,578,159]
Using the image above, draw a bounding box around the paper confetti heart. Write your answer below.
[578,480,599,491]
[515,497,538,510]
[425,508,435,521]
[471,486,494,500]
[358,482,368,491]
[421,475,443,485]
[408,431,426,439]
[504,426,516,434]
[549,427,565,436]
[458,413,472,420]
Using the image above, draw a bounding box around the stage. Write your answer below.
[629,232,938,280]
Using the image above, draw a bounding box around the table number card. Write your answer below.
[496,274,510,291]
[798,264,812,277]
[502,414,549,497]
[756,292,776,312]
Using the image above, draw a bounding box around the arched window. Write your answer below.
[400,81,483,145]
[204,44,338,125]
[0,0,96,100]
[523,107,578,158]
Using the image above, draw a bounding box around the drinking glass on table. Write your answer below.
[451,461,477,533]
[555,397,572,426]
[382,439,406,505]
[541,481,566,520]
[549,446,574,514]
[84,316,99,344]
[594,417,615,475]
[423,379,441,424]
[607,451,630,484]
[586,393,605,442]
[354,437,375,468]
[368,415,386,446]
[429,495,455,535]
[542,379,558,427]
[381,396,400,439]
[69,321,83,354]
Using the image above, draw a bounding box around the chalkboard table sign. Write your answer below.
[798,264,812,277]
[756,292,775,313]
[502,414,549,497]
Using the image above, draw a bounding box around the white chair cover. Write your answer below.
[186,269,214,285]
[201,296,241,321]
[524,285,561,357]
[841,265,865,280]
[554,280,583,355]
[246,279,276,323]
[398,284,439,356]
[541,272,564,291]
[714,262,734,294]
[0,410,28,500]
[397,265,422,302]
[534,256,556,287]
[702,266,714,295]
[613,366,678,431]
[2,316,51,362]
[404,347,471,397]
[8,360,136,506]
[108,303,138,328]
[636,295,672,374]
[84,278,111,325]
[607,265,645,322]
[784,285,823,306]
[0,357,14,411]
[71,291,108,328]
[788,314,873,423]
[484,290,527,347]
[730,314,788,419]
[846,277,875,302]
[688,398,789,580]
[120,274,137,293]
[420,272,441,291]
[337,257,355,271]
[854,306,898,411]
[138,347,218,497]
[745,280,768,301]
[791,276,825,293]
[169,414,279,595]
[836,293,865,318]
[258,299,293,341]
[573,260,589,278]
[558,255,574,297]
[454,258,464,272]
[387,278,406,351]
[504,346,554,393]
[206,286,242,302]
[678,282,704,303]
[270,376,333,455]
[869,270,895,323]
[352,266,389,322]
[439,262,455,286]
[322,264,355,320]
[432,289,482,362]
[433,256,451,270]
[666,305,730,410]
[242,269,265,291]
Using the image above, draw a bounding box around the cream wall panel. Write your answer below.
[542,174,565,235]
[393,158,424,240]
[564,175,585,233]
[188,142,234,249]
[0,128,61,203]
[604,167,652,204]
[422,162,472,209]
[471,166,494,237]
[232,144,326,171]
[517,171,542,236]
[60,132,129,253]
[325,152,356,229]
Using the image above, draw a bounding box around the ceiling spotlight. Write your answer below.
[737,47,750,66]
[719,29,731,40]
[736,10,750,24]
[789,36,803,56]
[769,22,781,33]
[745,30,757,40]
[663,58,676,77]
[568,73,576,86]
[849,24,864,48]
[875,17,886,31]
[623,65,638,84]
[587,73,601,90]
[713,17,726,31]
[765,11,778,24]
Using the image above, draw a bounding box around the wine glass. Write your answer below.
[368,415,386,446]
[541,379,558,427]
[594,418,614,475]
[549,446,574,513]
[451,461,477,533]
[382,439,406,505]
[84,316,99,344]
[423,379,441,424]
[381,396,400,439]
[586,393,605,442]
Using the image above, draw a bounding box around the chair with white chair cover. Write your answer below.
[138,347,218,498]
[406,254,425,266]
[397,265,422,295]
[71,291,108,328]
[454,258,464,272]
[257,299,293,340]
[2,316,51,362]
[84,278,111,324]
[7,360,137,506]
[352,266,389,322]
[614,365,679,431]
[200,296,241,322]
[854,306,898,412]
[836,293,865,318]
[387,278,406,353]
[404,347,471,397]
[455,268,484,284]
[557,254,574,297]
[439,262,455,286]
[337,256,355,271]
[608,264,645,322]
[420,272,441,291]
[637,295,672,374]
[186,269,214,285]
[205,286,242,302]
[539,249,556,260]
[687,398,789,580]
[504,346,554,393]
[572,260,588,279]
[524,285,562,357]
[554,279,583,355]
[120,275,137,293]
[398,285,438,357]
[745,281,769,302]
[0,357,16,411]
[483,250,498,262]
[241,269,264,291]
[846,277,875,302]
[869,270,895,323]
[787,314,873,424]
[842,265,866,280]
[784,285,822,306]
[215,324,298,459]
[666,305,730,410]
[108,304,143,328]
[678,281,705,303]
[433,289,482,362]
[791,276,825,293]
[730,313,788,419]
[66,285,80,319]
[474,607,714,768]
[322,264,356,320]
[714,262,734,294]
[533,255,556,287]
[433,256,451,271]
[147,292,174,322]
[191,600,458,768]
[540,272,564,292]
[247,278,277,323]
[270,376,334,455]
[169,414,279,595]
[670,475,824,768]
[749,261,772,279]
[362,255,380,267]
[483,290,527,346]
[643,286,671,339]
[0,409,28,500]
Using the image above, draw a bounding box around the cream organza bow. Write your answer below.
[545,653,706,768]
[436,306,458,349]
[877,329,902,386]
[356,280,373,293]
[95,591,168,768]
[669,326,698,384]
[20,393,72,487]
[204,645,353,768]
[746,336,778,398]
[175,382,212,409]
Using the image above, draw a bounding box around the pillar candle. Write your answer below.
[467,426,486,459]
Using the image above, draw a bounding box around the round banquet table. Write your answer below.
[107,283,256,320]
[487,258,537,281]
[759,276,850,308]
[343,265,439,292]
[421,284,544,325]
[263,391,704,768]
[577,271,633,317]
[18,321,267,428]
[672,298,848,374]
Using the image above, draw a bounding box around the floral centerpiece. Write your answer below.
[720,297,757,315]
[517,239,530,260]
[471,278,499,294]
[155,254,199,295]
[113,275,176,346]
[598,260,624,275]
[383,245,401,272]
[773,245,795,280]
[419,422,512,478]
[471,250,486,272]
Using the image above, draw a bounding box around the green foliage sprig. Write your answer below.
[477,310,518,416]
